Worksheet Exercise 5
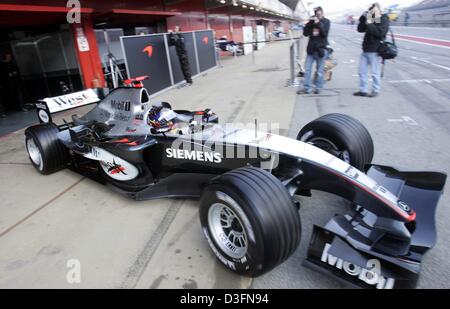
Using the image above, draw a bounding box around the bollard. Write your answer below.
[216,47,223,68]
[296,38,301,61]
[296,37,306,78]
[287,43,300,87]
[251,42,256,65]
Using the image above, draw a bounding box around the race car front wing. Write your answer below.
[304,164,447,289]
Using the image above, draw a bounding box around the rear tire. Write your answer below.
[25,123,68,175]
[297,113,374,170]
[199,167,301,277]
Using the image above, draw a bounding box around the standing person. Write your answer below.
[353,3,389,98]
[168,26,193,85]
[0,52,27,111]
[404,12,410,26]
[297,7,330,95]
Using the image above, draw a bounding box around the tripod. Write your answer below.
[98,24,126,88]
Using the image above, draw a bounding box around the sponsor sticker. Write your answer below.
[110,100,131,112]
[38,110,50,123]
[345,166,360,179]
[43,89,99,113]
[166,148,222,163]
[320,243,395,289]
[398,200,411,212]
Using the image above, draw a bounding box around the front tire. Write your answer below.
[25,123,68,175]
[199,167,301,277]
[297,113,374,170]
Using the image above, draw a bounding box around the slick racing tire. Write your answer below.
[25,123,68,175]
[199,167,301,277]
[297,113,374,170]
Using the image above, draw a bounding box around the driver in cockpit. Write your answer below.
[147,104,176,133]
[147,103,198,135]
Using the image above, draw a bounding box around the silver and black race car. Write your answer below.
[25,77,446,289]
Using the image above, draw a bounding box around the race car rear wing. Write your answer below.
[35,88,107,124]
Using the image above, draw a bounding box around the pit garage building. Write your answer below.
[0,0,308,130]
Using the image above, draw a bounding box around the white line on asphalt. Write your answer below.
[387,116,418,125]
[391,26,450,31]
[388,78,450,84]
[397,34,450,43]
[409,56,431,61]
[396,37,450,50]
[402,116,418,125]
[409,56,450,71]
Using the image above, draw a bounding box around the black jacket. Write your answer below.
[357,14,389,52]
[303,18,330,55]
[168,32,186,55]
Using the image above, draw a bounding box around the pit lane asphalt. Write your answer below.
[253,24,450,289]
[0,38,296,288]
[0,25,449,288]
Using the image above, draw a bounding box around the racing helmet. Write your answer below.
[147,103,176,129]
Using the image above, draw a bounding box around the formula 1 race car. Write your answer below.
[25,77,446,289]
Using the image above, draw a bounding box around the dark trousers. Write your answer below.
[177,52,193,84]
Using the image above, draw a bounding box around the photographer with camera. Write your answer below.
[297,6,330,95]
[353,3,389,98]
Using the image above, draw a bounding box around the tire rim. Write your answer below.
[26,137,43,170]
[307,136,351,163]
[208,203,248,259]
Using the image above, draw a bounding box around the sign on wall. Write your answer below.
[121,30,217,97]
[121,34,172,95]
[242,26,254,55]
[75,27,90,52]
[194,30,216,73]
[257,25,266,50]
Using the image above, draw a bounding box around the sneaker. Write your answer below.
[353,91,369,97]
[314,89,321,94]
[369,91,379,98]
[296,89,312,95]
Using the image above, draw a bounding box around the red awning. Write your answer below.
[111,9,181,17]
[0,4,183,28]
[0,4,93,27]
[93,9,182,25]
[0,4,93,13]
